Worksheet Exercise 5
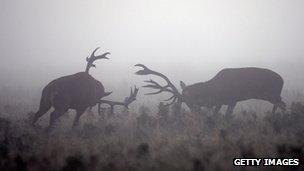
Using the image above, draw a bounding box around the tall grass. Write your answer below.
[0,92,304,170]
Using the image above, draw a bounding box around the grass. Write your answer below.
[0,100,304,171]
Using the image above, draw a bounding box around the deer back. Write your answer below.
[182,67,284,107]
[44,72,106,109]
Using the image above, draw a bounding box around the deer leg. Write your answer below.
[48,108,67,129]
[271,104,278,114]
[110,105,114,114]
[270,97,285,114]
[213,105,222,115]
[32,101,51,126]
[72,108,86,128]
[225,102,236,117]
[278,101,286,112]
[190,105,201,113]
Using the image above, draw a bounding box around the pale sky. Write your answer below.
[0,0,304,92]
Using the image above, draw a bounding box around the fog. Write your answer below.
[1,0,304,95]
[2,1,304,170]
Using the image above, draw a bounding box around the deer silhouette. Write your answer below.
[135,64,285,116]
[32,48,138,128]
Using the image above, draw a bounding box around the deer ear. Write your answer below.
[180,81,186,90]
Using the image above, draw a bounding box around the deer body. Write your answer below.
[135,64,285,115]
[33,72,109,127]
[182,67,285,114]
[33,48,138,128]
[41,72,106,111]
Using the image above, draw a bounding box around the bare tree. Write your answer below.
[135,64,285,116]
[32,47,138,128]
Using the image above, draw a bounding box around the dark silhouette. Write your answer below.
[62,155,85,171]
[136,143,150,159]
[192,158,205,171]
[32,48,138,128]
[135,64,285,115]
[135,64,183,106]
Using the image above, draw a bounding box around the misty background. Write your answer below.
[1,2,304,170]
[0,0,304,108]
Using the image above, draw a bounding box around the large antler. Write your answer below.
[135,64,182,106]
[85,47,110,73]
[98,86,139,114]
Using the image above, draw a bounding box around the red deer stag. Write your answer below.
[135,64,285,116]
[32,48,138,128]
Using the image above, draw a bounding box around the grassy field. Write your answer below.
[0,100,304,171]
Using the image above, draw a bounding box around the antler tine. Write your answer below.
[125,86,139,107]
[145,90,163,95]
[164,97,178,106]
[85,47,110,73]
[134,64,153,75]
[142,84,161,90]
[130,85,139,96]
[143,79,162,89]
[99,86,139,113]
[164,94,176,101]
[130,87,133,96]
[90,47,100,58]
[135,64,178,91]
[142,78,174,95]
[144,79,170,88]
[135,64,148,69]
[94,52,111,60]
[89,47,110,61]
[135,63,183,106]
[144,79,158,84]
[133,85,139,96]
